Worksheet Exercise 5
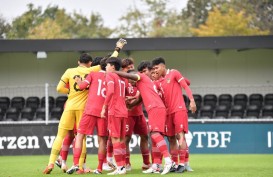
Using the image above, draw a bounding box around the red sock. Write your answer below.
[151,133,169,158]
[140,147,150,165]
[73,147,81,166]
[160,154,163,164]
[151,139,162,164]
[120,142,126,166]
[61,134,74,161]
[185,145,189,163]
[113,142,124,167]
[179,148,186,164]
[103,157,107,163]
[125,149,130,165]
[107,138,113,158]
[171,149,179,165]
[97,153,105,171]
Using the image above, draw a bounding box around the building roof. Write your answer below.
[0,35,273,52]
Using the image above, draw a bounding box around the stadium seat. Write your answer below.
[26,96,40,111]
[4,118,14,122]
[249,94,263,109]
[183,95,190,106]
[35,107,46,121]
[55,96,68,108]
[246,105,260,118]
[11,97,25,111]
[188,108,198,119]
[50,107,63,120]
[41,96,55,110]
[0,97,10,112]
[21,107,35,121]
[0,108,5,121]
[234,94,248,110]
[214,105,229,118]
[230,105,244,118]
[199,105,214,118]
[264,94,273,105]
[5,107,20,121]
[203,94,217,109]
[262,105,273,118]
[193,94,202,110]
[218,94,232,109]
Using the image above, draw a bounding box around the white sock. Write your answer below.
[107,157,113,162]
[164,157,172,164]
[152,163,159,169]
[61,160,66,165]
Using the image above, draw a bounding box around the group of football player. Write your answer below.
[43,38,196,175]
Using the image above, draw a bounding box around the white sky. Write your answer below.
[0,0,188,28]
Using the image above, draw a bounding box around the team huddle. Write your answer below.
[43,39,197,175]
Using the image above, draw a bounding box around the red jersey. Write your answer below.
[135,73,165,112]
[158,69,193,114]
[78,71,106,117]
[127,84,143,116]
[104,72,128,117]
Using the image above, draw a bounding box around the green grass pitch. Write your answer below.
[0,154,272,177]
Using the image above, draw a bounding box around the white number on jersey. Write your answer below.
[118,79,126,97]
[97,79,106,98]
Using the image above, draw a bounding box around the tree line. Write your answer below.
[0,0,272,39]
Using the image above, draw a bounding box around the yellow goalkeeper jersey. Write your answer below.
[60,65,100,110]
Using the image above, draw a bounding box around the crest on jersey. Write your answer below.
[166,78,171,83]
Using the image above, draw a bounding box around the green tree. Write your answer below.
[148,11,191,37]
[0,15,11,38]
[191,7,270,36]
[6,4,42,39]
[116,7,148,38]
[69,12,113,38]
[222,0,273,34]
[6,3,112,39]
[181,0,227,28]
[115,0,191,37]
[28,18,70,39]
[146,0,191,37]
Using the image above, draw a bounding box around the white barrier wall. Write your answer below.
[0,49,272,97]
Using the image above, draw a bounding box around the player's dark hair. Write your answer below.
[137,61,152,72]
[151,57,165,66]
[100,58,107,71]
[106,57,122,71]
[91,57,103,66]
[79,53,93,64]
[122,58,134,68]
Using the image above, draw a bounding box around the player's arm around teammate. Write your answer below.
[43,39,127,175]
[152,57,196,172]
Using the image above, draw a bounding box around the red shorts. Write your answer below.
[108,115,126,138]
[77,113,108,136]
[147,107,166,133]
[125,115,148,136]
[165,110,188,136]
